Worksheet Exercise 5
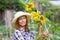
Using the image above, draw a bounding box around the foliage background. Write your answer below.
[0,0,60,40]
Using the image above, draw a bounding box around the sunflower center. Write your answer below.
[28,4,32,8]
[40,16,43,20]
[35,14,38,17]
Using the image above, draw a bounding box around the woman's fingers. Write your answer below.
[42,31,49,37]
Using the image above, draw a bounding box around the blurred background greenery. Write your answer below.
[0,0,60,40]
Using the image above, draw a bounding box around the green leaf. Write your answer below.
[18,0,26,7]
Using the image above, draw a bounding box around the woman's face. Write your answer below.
[18,16,27,27]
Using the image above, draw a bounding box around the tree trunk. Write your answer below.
[33,0,42,11]
[4,9,14,39]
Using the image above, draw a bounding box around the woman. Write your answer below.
[12,11,48,40]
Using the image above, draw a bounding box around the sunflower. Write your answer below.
[31,11,39,20]
[39,15,45,23]
[25,2,34,11]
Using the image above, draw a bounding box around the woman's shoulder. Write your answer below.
[14,29,21,34]
[13,29,22,35]
[29,32,35,39]
[14,29,20,32]
[29,32,35,36]
[29,32,34,34]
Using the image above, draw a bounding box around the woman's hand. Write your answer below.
[42,31,49,37]
[38,23,49,37]
[40,31,49,40]
[37,23,49,40]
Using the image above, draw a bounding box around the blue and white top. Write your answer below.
[13,28,35,40]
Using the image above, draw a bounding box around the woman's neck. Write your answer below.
[20,26,25,30]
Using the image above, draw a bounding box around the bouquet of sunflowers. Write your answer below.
[18,0,46,23]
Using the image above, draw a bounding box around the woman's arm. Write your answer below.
[37,23,42,35]
[37,23,42,40]
[39,31,48,40]
[37,23,48,40]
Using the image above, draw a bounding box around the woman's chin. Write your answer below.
[20,24,26,27]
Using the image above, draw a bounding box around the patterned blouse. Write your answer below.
[13,28,35,40]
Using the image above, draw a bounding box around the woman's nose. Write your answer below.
[22,19,24,22]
